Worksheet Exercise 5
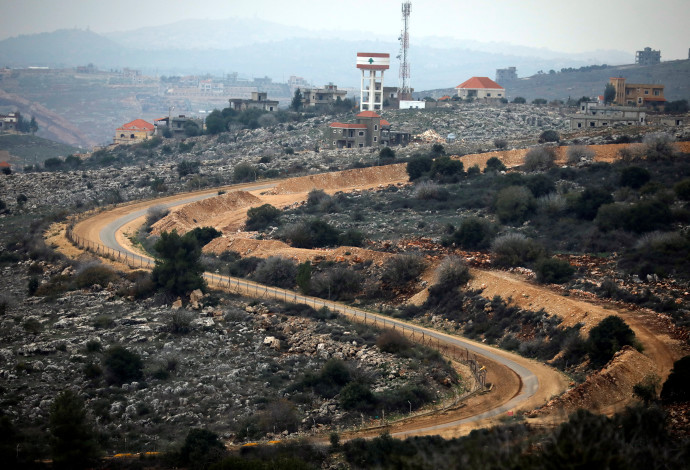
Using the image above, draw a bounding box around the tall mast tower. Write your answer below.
[397,1,412,101]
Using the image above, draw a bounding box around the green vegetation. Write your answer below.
[49,391,100,469]
[587,315,636,367]
[245,204,282,231]
[151,230,206,296]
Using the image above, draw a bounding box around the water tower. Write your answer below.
[356,52,390,111]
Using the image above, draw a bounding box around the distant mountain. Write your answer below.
[0,23,634,90]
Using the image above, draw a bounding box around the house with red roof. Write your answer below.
[455,77,505,100]
[325,111,409,149]
[114,119,155,145]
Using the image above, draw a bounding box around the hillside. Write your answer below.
[420,59,690,102]
[0,134,81,165]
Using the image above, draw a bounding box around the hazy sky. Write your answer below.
[2,0,689,59]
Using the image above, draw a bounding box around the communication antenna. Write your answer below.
[397,1,412,101]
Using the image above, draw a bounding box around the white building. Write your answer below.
[455,77,505,100]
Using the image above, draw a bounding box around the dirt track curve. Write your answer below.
[57,144,689,438]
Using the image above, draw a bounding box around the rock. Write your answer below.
[172,298,183,310]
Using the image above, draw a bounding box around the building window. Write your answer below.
[577,122,582,128]
[602,122,608,126]
[374,137,377,142]
[590,122,595,127]
[486,93,491,97]
[332,141,336,145]
[374,125,378,131]
[358,131,364,136]
[644,90,649,95]
[654,89,661,96]
[130,134,135,138]
[637,98,643,104]
[359,143,364,147]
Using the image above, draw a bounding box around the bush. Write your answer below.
[484,156,507,173]
[538,130,560,143]
[145,205,169,227]
[151,230,205,296]
[660,355,690,403]
[376,330,412,354]
[252,256,297,288]
[573,187,614,220]
[177,428,225,469]
[524,174,556,198]
[588,316,636,367]
[619,166,651,189]
[338,229,365,247]
[643,133,676,160]
[245,204,281,231]
[512,97,526,104]
[445,217,495,249]
[301,358,352,398]
[185,226,222,246]
[379,147,395,160]
[406,155,433,180]
[673,178,690,201]
[177,160,200,177]
[413,182,449,201]
[233,163,257,183]
[169,310,194,334]
[311,267,361,300]
[282,219,340,248]
[104,345,143,385]
[430,156,464,182]
[535,257,575,284]
[494,186,536,223]
[381,254,427,287]
[566,145,595,165]
[49,391,100,469]
[494,138,508,149]
[523,146,556,171]
[492,234,546,267]
[434,256,472,287]
[73,264,118,289]
[537,193,567,214]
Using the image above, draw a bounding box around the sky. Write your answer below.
[2,0,690,59]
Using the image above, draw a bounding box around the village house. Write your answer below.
[455,77,505,100]
[301,83,348,108]
[610,77,666,108]
[113,119,154,145]
[325,111,410,149]
[228,92,279,112]
[569,101,646,130]
[0,112,20,133]
[154,115,203,138]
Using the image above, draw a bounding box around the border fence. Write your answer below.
[66,224,487,393]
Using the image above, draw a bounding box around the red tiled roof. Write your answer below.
[438,95,451,101]
[118,119,154,131]
[329,123,367,129]
[356,111,381,118]
[380,119,390,126]
[0,161,10,168]
[455,77,504,90]
[643,97,667,102]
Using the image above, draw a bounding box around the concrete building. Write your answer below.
[114,119,154,144]
[610,77,665,108]
[636,47,661,65]
[301,83,348,108]
[455,77,505,100]
[495,67,517,85]
[399,100,426,109]
[325,111,409,149]
[0,112,20,132]
[228,92,279,112]
[569,101,646,130]
[357,52,390,111]
[154,115,203,138]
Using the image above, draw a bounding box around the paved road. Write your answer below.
[90,182,543,436]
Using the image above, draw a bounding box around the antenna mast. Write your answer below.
[398,1,412,101]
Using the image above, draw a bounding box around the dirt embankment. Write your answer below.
[268,164,409,194]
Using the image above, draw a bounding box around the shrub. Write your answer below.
[566,145,595,165]
[524,174,556,198]
[311,267,361,300]
[376,330,412,354]
[572,187,613,220]
[104,345,143,385]
[302,358,352,398]
[282,219,340,248]
[538,130,560,143]
[494,186,536,223]
[379,147,396,160]
[177,160,200,177]
[494,138,508,149]
[145,205,169,227]
[445,217,495,249]
[413,182,449,201]
[177,429,225,469]
[492,234,546,267]
[537,193,567,214]
[169,310,194,334]
[512,97,526,104]
[535,257,575,284]
[523,146,556,171]
[73,264,118,289]
[49,391,100,468]
[340,381,376,411]
[673,178,690,201]
[245,204,281,231]
[185,226,222,246]
[484,156,507,173]
[381,254,427,287]
[430,156,464,182]
[338,229,365,247]
[434,256,472,287]
[152,230,205,296]
[619,166,651,189]
[467,164,481,177]
[587,316,636,367]
[252,256,297,288]
[296,261,312,293]
[27,276,39,296]
[660,355,690,403]
[406,155,433,180]
[233,163,257,183]
[643,133,676,160]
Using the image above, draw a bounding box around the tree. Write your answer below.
[29,116,38,134]
[49,391,100,469]
[379,147,396,160]
[296,261,312,294]
[291,88,303,111]
[512,97,526,104]
[232,162,256,183]
[252,256,297,288]
[245,204,281,231]
[484,156,507,173]
[604,83,616,104]
[204,109,226,134]
[406,155,433,180]
[177,429,225,469]
[494,186,536,223]
[588,315,636,367]
[535,257,575,284]
[151,230,206,296]
[104,345,143,384]
[538,129,560,143]
[177,160,200,177]
[660,355,690,403]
